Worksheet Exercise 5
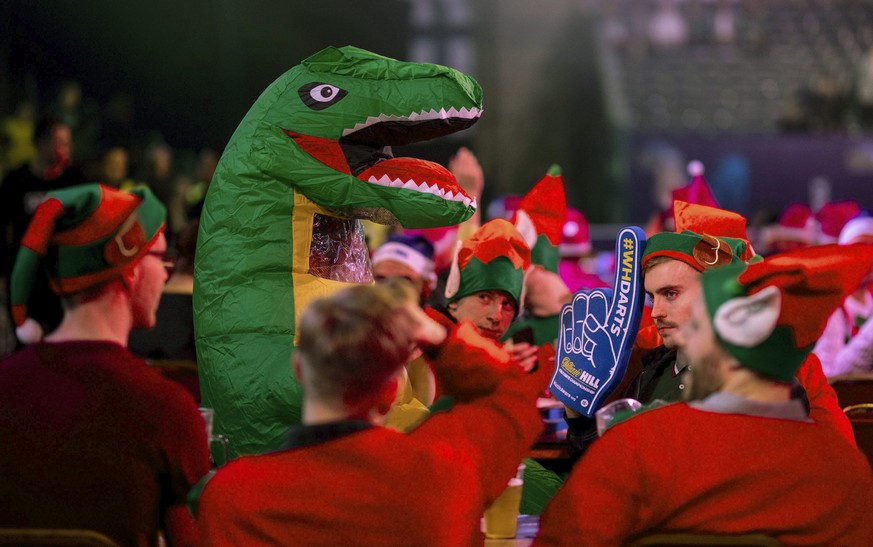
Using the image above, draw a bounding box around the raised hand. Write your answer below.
[448,146,484,200]
[550,227,647,417]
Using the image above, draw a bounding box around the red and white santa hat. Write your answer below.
[815,200,861,244]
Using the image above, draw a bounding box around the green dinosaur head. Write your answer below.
[233,45,483,228]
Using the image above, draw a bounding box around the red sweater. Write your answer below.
[0,341,211,547]
[535,402,873,546]
[197,324,550,547]
[796,352,855,445]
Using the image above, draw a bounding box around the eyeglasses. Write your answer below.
[146,250,177,276]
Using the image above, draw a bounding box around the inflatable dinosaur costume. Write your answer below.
[194,46,483,456]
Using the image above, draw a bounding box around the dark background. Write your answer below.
[3,1,873,227]
[1,0,411,150]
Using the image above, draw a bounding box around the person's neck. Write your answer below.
[44,289,132,347]
[302,398,377,426]
[675,348,689,369]
[720,368,791,403]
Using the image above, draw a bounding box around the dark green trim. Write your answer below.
[449,256,524,307]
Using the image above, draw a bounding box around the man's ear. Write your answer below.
[374,375,400,417]
[119,263,138,292]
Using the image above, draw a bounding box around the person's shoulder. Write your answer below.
[0,344,37,370]
[639,345,676,369]
[198,457,263,505]
[94,344,198,407]
[604,401,693,437]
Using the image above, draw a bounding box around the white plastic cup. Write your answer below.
[199,407,230,466]
[595,398,643,436]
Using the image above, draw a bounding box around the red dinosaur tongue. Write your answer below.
[283,129,473,203]
[357,157,472,202]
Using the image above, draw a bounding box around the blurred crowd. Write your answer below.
[0,80,220,356]
[0,80,221,244]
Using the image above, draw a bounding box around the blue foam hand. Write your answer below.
[549,226,647,417]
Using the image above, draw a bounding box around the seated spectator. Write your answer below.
[372,233,439,428]
[372,233,437,306]
[758,202,816,255]
[193,280,550,546]
[128,213,198,362]
[535,243,873,545]
[815,200,862,245]
[98,145,133,189]
[429,219,538,377]
[565,200,855,462]
[1,116,88,346]
[558,207,609,293]
[815,215,873,376]
[503,164,576,347]
[0,184,210,546]
[425,218,563,516]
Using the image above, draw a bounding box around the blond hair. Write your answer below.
[297,280,418,406]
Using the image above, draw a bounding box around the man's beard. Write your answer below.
[682,350,724,402]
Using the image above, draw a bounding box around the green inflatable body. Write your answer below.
[194,46,483,456]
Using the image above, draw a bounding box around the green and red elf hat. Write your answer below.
[510,164,567,273]
[701,243,873,382]
[642,200,756,273]
[445,218,531,311]
[11,183,167,327]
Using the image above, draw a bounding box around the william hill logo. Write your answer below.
[561,357,600,389]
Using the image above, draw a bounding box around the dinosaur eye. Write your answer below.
[310,84,339,101]
[298,82,347,110]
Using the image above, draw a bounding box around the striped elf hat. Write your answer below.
[445,218,531,311]
[701,243,873,382]
[11,183,167,327]
[510,164,567,273]
[642,200,755,273]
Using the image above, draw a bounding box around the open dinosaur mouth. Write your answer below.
[357,157,475,208]
[340,106,481,144]
[284,106,481,209]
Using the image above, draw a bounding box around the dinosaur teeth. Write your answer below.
[342,106,482,136]
[366,175,476,209]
